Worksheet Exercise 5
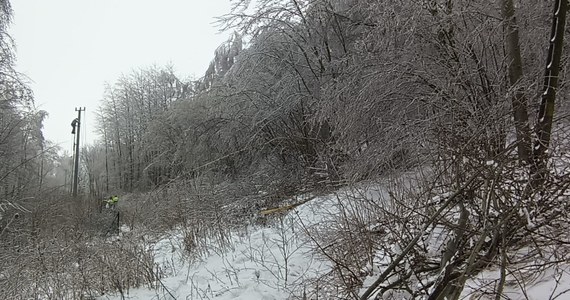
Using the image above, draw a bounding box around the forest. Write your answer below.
[1,0,570,299]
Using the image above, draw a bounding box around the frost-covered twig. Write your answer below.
[359,172,481,300]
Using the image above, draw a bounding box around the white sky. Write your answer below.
[9,0,232,154]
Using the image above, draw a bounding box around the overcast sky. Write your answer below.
[10,0,232,154]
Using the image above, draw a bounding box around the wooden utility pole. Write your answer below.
[72,107,85,197]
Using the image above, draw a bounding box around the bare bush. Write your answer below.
[0,192,159,299]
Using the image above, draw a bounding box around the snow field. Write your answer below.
[100,194,335,300]
[101,182,570,300]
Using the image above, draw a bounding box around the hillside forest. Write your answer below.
[1,0,570,299]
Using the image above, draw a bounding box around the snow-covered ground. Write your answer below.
[99,194,336,300]
[99,187,570,300]
[462,263,570,299]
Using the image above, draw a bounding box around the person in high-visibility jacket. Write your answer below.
[104,195,119,209]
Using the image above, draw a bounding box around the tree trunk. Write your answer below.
[501,0,532,164]
[531,0,568,186]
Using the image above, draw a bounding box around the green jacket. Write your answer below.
[105,196,118,204]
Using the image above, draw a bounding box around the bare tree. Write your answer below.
[531,0,568,185]
[96,66,189,191]
[502,0,532,164]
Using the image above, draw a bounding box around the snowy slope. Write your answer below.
[99,187,569,300]
[462,264,570,299]
[98,195,335,300]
